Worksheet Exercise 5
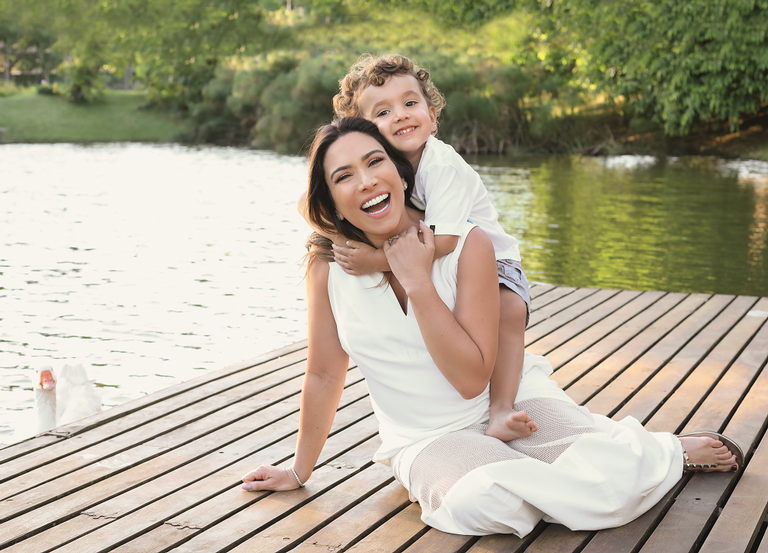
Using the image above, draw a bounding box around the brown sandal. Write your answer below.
[678,431,744,472]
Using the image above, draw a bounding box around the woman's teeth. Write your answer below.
[362,194,389,214]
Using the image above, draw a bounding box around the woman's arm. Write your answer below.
[242,259,349,490]
[384,222,499,399]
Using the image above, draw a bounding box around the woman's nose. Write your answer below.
[360,173,377,188]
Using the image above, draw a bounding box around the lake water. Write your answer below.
[2,144,767,447]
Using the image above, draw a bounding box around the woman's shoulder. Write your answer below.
[307,257,331,286]
[461,226,493,261]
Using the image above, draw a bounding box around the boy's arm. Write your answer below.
[334,232,457,276]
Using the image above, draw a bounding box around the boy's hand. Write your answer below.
[332,240,387,275]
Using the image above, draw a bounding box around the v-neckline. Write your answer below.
[388,275,410,316]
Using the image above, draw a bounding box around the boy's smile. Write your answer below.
[357,74,437,170]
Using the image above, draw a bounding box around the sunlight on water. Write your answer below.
[1,144,311,446]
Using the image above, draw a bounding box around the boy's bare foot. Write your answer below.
[678,435,739,472]
[486,410,538,442]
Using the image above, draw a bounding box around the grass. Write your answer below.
[0,89,191,143]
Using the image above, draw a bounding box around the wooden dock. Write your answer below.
[2,285,768,553]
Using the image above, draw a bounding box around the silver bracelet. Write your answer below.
[290,466,305,488]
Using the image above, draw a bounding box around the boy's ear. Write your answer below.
[429,106,437,135]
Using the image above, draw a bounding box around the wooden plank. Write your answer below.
[9,397,376,553]
[526,288,601,332]
[632,324,768,553]
[402,529,476,553]
[637,473,730,553]
[583,294,733,416]
[0,341,308,466]
[524,524,592,553]
[541,290,665,370]
[528,283,556,301]
[526,289,621,344]
[224,460,396,553]
[106,438,383,553]
[291,480,410,552]
[698,429,768,553]
[465,532,531,553]
[16,407,379,553]
[344,502,428,553]
[554,292,689,390]
[683,311,768,433]
[0,347,312,484]
[644,297,768,432]
[0,358,312,498]
[0,362,327,519]
[0,374,369,550]
[529,286,577,310]
[579,482,684,553]
[757,517,768,553]
[613,295,757,424]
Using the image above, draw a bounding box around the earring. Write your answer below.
[337,212,344,221]
[402,180,407,190]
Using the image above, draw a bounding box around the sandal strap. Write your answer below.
[682,446,719,471]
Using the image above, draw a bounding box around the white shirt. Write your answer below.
[413,136,521,262]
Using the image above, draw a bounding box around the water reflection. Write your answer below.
[476,155,768,296]
[2,145,766,447]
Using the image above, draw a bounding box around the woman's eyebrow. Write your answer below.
[330,164,351,181]
[329,149,385,181]
[362,149,385,160]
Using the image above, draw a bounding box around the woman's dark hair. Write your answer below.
[305,117,416,257]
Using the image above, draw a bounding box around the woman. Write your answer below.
[242,117,742,537]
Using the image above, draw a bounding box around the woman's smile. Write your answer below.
[361,193,391,215]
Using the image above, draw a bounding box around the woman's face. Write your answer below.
[323,132,408,244]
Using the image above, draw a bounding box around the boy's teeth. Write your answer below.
[362,194,388,210]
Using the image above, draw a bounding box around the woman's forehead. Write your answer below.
[325,132,382,170]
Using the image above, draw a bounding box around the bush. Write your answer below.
[0,82,22,97]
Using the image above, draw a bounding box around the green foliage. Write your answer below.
[539,0,768,135]
[0,81,21,97]
[0,0,59,85]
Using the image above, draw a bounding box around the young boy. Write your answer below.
[302,53,536,441]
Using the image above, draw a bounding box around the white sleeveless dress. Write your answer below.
[327,222,682,537]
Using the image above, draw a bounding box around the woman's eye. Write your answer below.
[335,173,351,183]
[369,157,384,166]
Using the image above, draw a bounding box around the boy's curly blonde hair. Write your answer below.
[333,54,446,123]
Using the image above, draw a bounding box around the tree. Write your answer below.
[538,0,768,134]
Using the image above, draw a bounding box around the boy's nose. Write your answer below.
[394,109,409,122]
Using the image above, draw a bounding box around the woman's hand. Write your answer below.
[241,465,302,492]
[383,221,435,294]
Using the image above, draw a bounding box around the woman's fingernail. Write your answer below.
[731,465,738,471]
[242,483,251,490]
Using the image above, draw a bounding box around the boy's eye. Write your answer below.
[405,100,417,107]
[376,109,390,117]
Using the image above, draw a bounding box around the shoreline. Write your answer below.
[2,91,767,161]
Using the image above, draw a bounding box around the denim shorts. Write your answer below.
[497,259,531,326]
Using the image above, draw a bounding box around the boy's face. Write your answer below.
[357,74,437,168]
